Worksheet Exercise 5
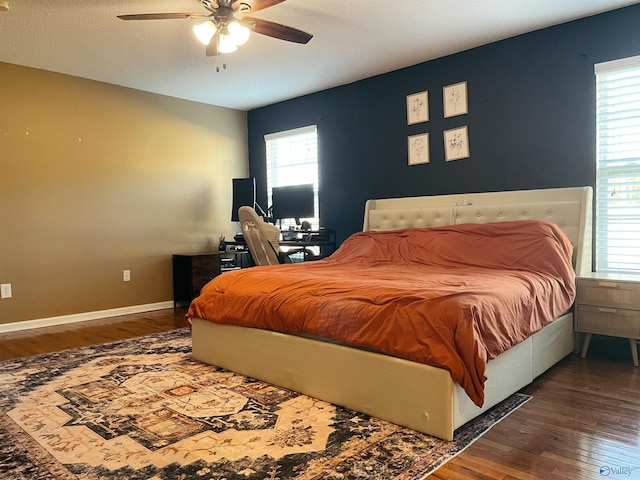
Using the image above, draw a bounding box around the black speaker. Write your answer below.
[231,178,256,222]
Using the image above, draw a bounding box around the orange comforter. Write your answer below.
[188,220,575,406]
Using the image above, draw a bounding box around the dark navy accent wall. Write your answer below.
[248,4,640,244]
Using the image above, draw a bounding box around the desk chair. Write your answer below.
[238,206,299,266]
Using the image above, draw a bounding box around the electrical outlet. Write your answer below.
[123,270,131,282]
[1,283,12,299]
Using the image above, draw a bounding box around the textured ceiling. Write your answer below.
[1,0,638,111]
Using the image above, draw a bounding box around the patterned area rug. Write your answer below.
[0,328,530,480]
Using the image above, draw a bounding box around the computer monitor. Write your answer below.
[271,184,315,225]
[231,178,256,222]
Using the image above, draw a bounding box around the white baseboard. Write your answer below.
[0,301,175,334]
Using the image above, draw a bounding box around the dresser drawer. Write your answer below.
[577,278,640,310]
[576,304,640,339]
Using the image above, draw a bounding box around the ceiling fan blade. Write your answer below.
[117,13,209,21]
[243,17,312,44]
[234,0,285,12]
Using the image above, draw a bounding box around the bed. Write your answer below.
[187,186,592,440]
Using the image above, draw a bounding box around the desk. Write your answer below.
[225,228,337,264]
[280,228,336,252]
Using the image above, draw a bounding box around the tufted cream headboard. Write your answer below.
[363,187,593,275]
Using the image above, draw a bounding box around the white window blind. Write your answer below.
[595,55,640,273]
[264,125,319,229]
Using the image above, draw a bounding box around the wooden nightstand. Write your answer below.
[172,253,221,308]
[576,272,640,366]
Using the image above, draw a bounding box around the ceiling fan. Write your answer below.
[118,0,313,56]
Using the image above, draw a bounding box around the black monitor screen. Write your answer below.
[271,184,315,222]
[231,178,256,221]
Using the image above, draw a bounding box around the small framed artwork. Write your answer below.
[443,81,468,118]
[444,126,469,161]
[408,133,430,165]
[406,91,429,125]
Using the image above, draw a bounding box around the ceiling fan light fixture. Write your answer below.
[119,1,313,57]
[193,21,217,45]
[228,21,250,46]
[218,32,238,53]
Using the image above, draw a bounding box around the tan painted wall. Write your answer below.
[0,62,248,324]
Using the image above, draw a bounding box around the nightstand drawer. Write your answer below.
[192,255,220,269]
[577,278,640,310]
[576,304,640,338]
[192,256,220,287]
[192,272,217,292]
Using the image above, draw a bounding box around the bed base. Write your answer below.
[192,312,573,441]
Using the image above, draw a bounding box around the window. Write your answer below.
[595,55,640,273]
[264,125,319,229]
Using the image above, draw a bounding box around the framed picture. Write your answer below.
[444,126,469,161]
[408,133,430,165]
[443,81,468,118]
[406,91,429,124]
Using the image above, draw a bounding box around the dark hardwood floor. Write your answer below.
[0,308,188,361]
[1,309,639,479]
